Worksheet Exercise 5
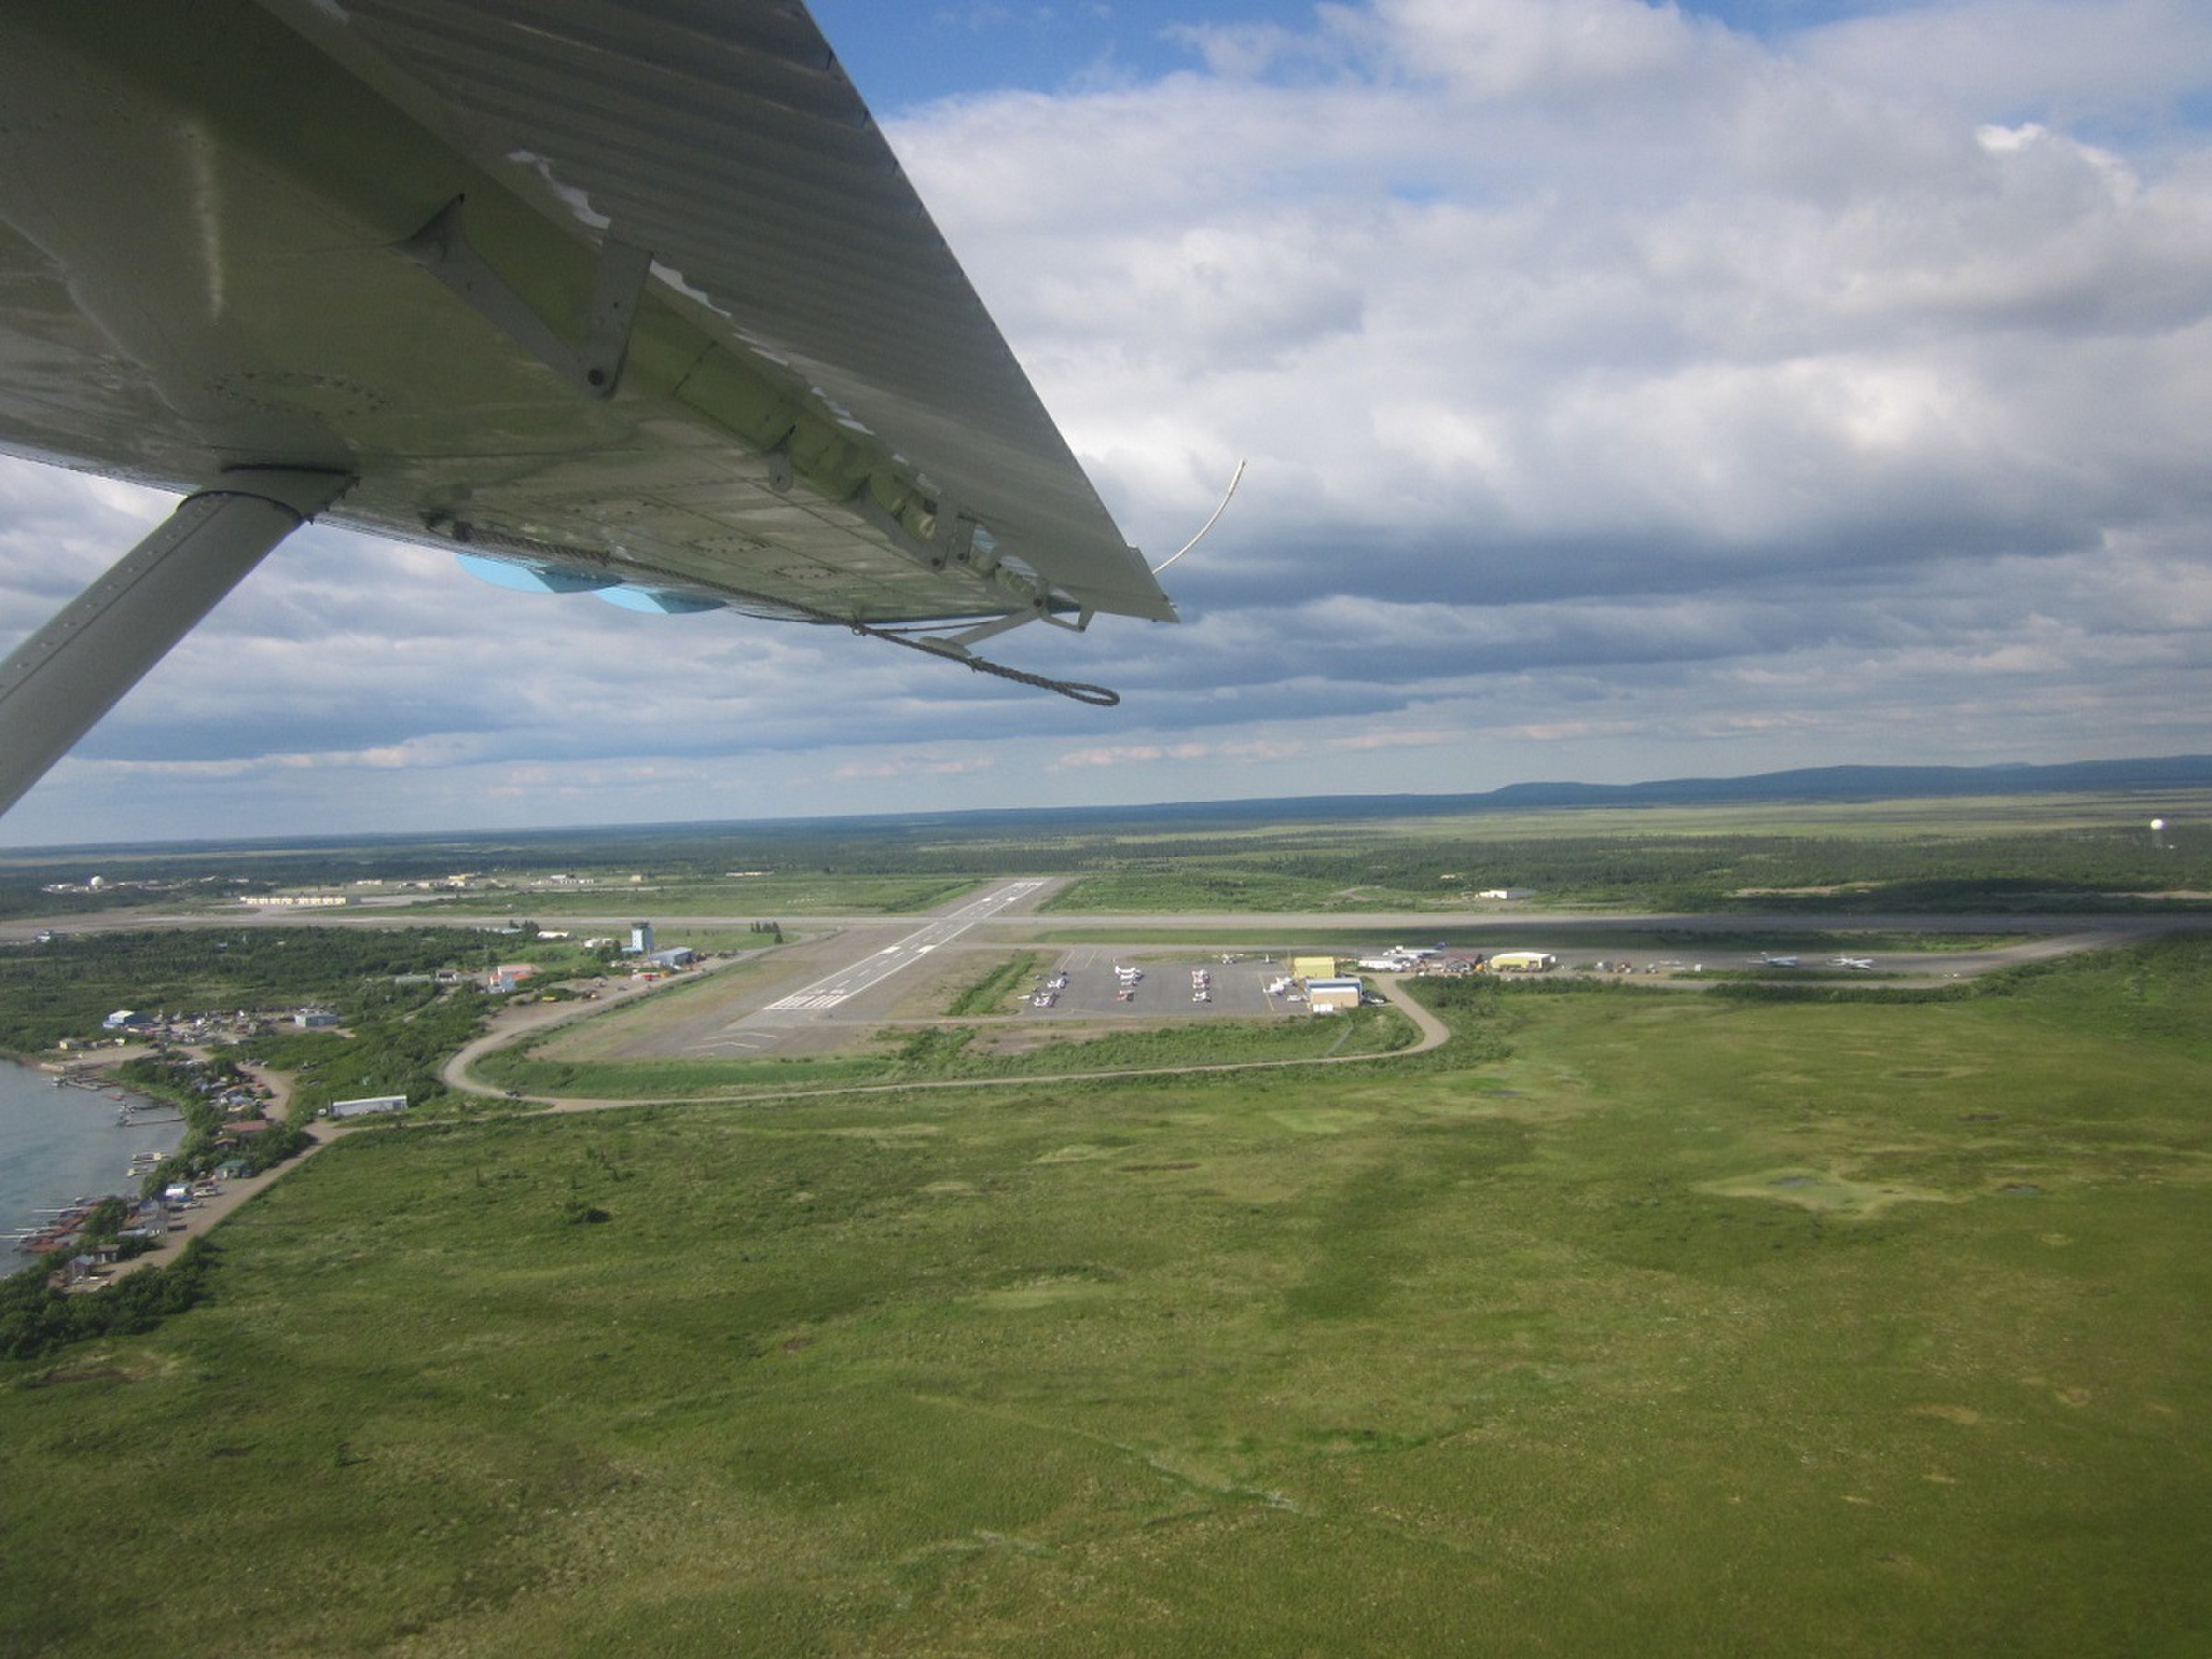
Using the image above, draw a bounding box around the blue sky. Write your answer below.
[808,1,1908,107]
[6,0,2212,846]
[808,2,1265,101]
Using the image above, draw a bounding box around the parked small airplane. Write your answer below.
[1832,957,1877,971]
[1755,953,1801,968]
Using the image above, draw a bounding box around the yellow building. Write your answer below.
[1488,950,1558,972]
[1291,955,1339,982]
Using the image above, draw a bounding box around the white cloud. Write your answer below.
[832,755,1000,780]
[6,0,2212,843]
[1797,0,2212,124]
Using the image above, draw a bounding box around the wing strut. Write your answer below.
[0,467,351,817]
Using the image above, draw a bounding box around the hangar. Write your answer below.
[1488,951,1559,973]
[1305,978,1365,1014]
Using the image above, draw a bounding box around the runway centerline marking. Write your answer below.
[762,880,1042,1013]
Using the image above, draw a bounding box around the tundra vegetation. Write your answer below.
[5,786,2207,921]
[2,917,2206,1654]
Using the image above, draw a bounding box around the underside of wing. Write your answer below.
[0,0,1176,637]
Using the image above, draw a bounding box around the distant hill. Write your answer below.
[1477,755,2212,809]
[6,756,2206,865]
[913,755,2212,831]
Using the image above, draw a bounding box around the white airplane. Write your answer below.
[0,2,1179,818]
[1755,953,1802,968]
[1832,956,1877,971]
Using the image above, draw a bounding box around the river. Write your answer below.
[0,1061,184,1245]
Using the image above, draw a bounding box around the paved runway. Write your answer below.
[683,879,1047,1055]
[761,879,1044,1011]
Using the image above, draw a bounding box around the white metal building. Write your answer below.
[1306,977,1365,1013]
[330,1094,407,1119]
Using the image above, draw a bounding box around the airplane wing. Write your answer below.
[0,0,1173,812]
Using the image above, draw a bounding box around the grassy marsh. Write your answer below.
[4,937,2208,1654]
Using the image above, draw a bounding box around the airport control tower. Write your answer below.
[630,921,654,955]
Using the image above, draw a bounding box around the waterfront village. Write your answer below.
[11,920,713,1283]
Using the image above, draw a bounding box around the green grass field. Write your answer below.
[944,952,1046,1018]
[472,1002,1419,1099]
[1030,789,2212,915]
[3,937,2207,1655]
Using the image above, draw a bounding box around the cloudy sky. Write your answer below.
[5,0,2211,848]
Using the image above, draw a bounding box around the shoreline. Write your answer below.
[10,1046,317,1286]
[97,1116,350,1283]
[2,1054,185,1246]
